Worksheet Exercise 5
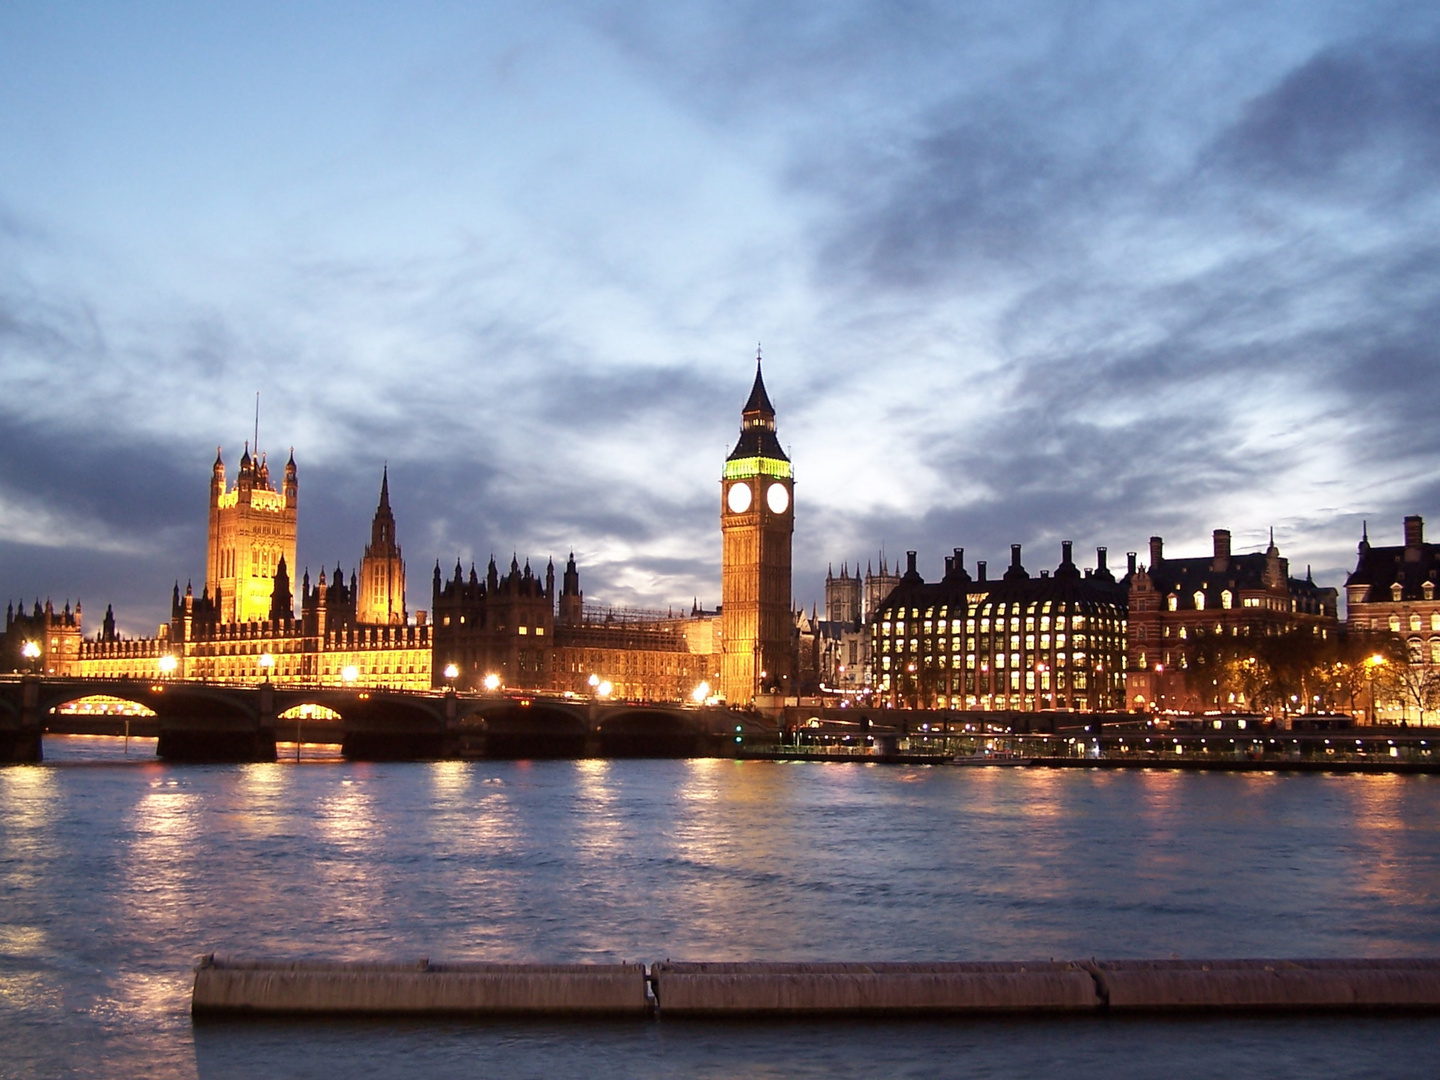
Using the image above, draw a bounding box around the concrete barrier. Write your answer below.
[1088,958,1440,1012]
[191,957,1440,1019]
[191,957,650,1017]
[649,962,1100,1016]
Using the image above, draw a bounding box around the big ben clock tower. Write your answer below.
[720,350,794,705]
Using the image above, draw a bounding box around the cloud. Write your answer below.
[1205,38,1440,193]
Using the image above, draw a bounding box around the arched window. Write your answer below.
[1221,590,1233,610]
[1168,594,1178,612]
[1431,640,1440,665]
[1390,615,1402,633]
[1194,591,1206,611]
[1408,638,1423,663]
[1411,614,1423,632]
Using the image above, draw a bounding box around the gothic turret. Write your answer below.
[357,465,406,624]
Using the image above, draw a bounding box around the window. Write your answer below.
[1194,591,1206,611]
[1432,614,1440,632]
[1411,614,1423,632]
[1432,640,1440,665]
[1168,595,1178,611]
[1390,615,1402,633]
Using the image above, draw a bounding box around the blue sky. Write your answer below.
[2,1,1438,634]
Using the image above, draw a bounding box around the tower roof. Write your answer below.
[726,348,789,466]
[742,350,775,417]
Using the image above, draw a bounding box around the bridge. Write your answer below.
[0,677,774,763]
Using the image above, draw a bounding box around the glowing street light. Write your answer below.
[596,680,613,699]
[258,653,275,682]
[341,664,359,684]
[482,673,501,692]
[443,662,459,683]
[21,640,41,673]
[691,681,710,704]
[158,654,178,677]
[587,673,600,688]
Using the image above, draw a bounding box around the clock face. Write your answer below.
[727,481,753,513]
[766,482,790,514]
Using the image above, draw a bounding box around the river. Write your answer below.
[2,735,1437,1078]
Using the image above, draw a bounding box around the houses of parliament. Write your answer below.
[2,362,796,706]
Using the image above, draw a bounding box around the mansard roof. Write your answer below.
[1145,552,1279,596]
[1346,543,1440,601]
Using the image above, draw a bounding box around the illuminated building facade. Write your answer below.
[62,463,432,690]
[1344,515,1440,671]
[431,552,718,701]
[872,544,1128,711]
[720,357,794,704]
[207,445,298,624]
[1125,529,1338,713]
[803,557,903,698]
[357,467,407,625]
[2,599,84,676]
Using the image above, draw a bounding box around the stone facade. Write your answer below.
[719,357,794,704]
[872,543,1128,711]
[1125,529,1338,713]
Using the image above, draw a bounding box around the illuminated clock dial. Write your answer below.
[727,481,752,513]
[766,482,790,513]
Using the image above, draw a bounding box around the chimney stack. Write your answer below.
[1405,515,1424,549]
[906,551,917,576]
[1061,540,1073,565]
[1097,546,1108,571]
[1011,544,1023,568]
[1127,551,1137,576]
[1149,536,1164,567]
[977,561,987,582]
[1212,529,1231,572]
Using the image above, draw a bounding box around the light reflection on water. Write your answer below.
[1,740,1438,1078]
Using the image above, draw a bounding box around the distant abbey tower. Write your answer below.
[357,466,407,625]
[720,353,794,703]
[207,445,298,624]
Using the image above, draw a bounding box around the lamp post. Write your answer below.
[1366,654,1386,726]
[158,654,177,679]
[259,653,274,683]
[21,640,41,675]
[483,673,501,693]
[443,662,459,690]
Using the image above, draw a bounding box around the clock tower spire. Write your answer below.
[720,348,794,705]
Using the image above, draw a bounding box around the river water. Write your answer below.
[2,735,1438,1078]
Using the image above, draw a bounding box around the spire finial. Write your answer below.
[756,342,762,369]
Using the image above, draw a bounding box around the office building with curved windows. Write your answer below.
[870,541,1129,712]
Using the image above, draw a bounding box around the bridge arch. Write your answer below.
[463,700,588,759]
[595,708,708,758]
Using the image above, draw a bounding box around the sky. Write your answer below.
[2,0,1439,636]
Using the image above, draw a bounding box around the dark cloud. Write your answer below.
[1205,39,1440,192]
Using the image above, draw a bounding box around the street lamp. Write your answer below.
[21,640,41,674]
[691,681,710,704]
[482,673,500,692]
[1366,654,1387,726]
[158,654,178,679]
[259,653,275,683]
[341,664,359,684]
[596,680,613,699]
